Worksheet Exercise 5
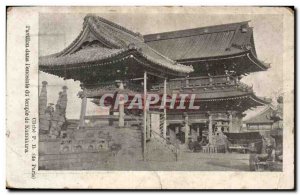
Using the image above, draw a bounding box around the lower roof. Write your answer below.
[39,15,193,81]
[244,106,275,124]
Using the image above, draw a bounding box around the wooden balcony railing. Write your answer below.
[150,75,253,92]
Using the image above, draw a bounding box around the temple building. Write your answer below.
[144,22,271,149]
[39,14,270,160]
[244,106,275,135]
[243,97,283,155]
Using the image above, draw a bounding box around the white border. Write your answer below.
[2,1,298,193]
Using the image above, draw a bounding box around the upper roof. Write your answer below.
[39,15,193,77]
[244,106,275,124]
[144,21,270,74]
[39,15,269,80]
[144,21,256,60]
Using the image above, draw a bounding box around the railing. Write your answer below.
[126,82,144,92]
[124,110,142,124]
[83,81,116,89]
[150,130,178,161]
[123,110,178,161]
[84,81,144,93]
[150,75,253,93]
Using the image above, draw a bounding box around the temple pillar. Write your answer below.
[196,126,200,141]
[229,112,233,132]
[184,113,189,146]
[79,88,87,129]
[146,114,151,140]
[143,71,147,161]
[163,78,167,138]
[208,114,213,145]
[109,110,114,126]
[118,81,125,128]
[118,101,125,127]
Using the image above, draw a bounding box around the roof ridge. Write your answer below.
[144,21,250,40]
[84,14,142,39]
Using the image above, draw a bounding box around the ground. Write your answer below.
[39,151,251,171]
[39,125,256,171]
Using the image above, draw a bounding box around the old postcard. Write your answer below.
[6,6,294,189]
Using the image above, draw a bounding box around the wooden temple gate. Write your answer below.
[38,15,271,167]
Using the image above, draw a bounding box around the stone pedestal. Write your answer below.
[79,88,87,129]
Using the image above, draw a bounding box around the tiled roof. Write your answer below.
[144,21,258,60]
[40,47,125,67]
[244,106,275,124]
[39,15,193,74]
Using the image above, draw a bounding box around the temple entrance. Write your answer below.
[190,123,208,143]
[166,123,208,147]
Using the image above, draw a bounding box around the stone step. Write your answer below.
[146,138,177,161]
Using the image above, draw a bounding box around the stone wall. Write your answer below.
[39,125,142,170]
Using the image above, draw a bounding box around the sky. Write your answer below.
[39,12,283,119]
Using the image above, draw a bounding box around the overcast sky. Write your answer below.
[39,12,283,119]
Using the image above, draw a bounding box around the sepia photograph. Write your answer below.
[5,6,294,189]
[38,12,284,171]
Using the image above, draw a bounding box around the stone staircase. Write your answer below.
[146,130,178,162]
[124,110,178,162]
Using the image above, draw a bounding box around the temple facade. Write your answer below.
[39,15,270,160]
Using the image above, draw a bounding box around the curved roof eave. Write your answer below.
[39,15,194,77]
[177,49,270,72]
[39,48,193,76]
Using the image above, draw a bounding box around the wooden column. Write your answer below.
[163,78,167,139]
[79,88,87,129]
[229,112,233,132]
[118,102,125,127]
[208,114,213,144]
[184,113,189,146]
[109,110,114,126]
[118,81,125,128]
[146,113,151,140]
[196,126,200,140]
[143,71,147,161]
